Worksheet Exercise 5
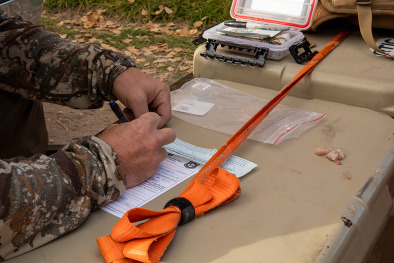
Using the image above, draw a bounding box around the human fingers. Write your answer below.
[99,120,170,188]
[158,147,169,163]
[125,92,149,121]
[149,87,172,128]
[112,68,171,126]
[137,112,162,129]
[131,80,170,124]
[123,108,135,121]
[157,127,176,146]
[112,68,149,119]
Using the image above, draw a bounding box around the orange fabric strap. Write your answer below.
[97,27,352,263]
[97,168,240,263]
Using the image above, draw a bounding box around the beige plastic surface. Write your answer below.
[194,29,394,117]
[7,80,394,263]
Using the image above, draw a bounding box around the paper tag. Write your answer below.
[164,138,257,178]
[173,101,214,116]
[371,38,394,57]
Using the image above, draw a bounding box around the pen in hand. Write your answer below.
[109,100,130,123]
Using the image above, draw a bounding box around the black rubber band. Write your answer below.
[164,197,195,225]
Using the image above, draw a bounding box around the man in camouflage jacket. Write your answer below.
[0,10,176,260]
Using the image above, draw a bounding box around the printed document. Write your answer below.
[101,138,257,218]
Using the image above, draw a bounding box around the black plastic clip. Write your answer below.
[289,38,318,64]
[164,197,195,225]
[192,24,219,46]
[200,39,268,68]
[192,31,206,46]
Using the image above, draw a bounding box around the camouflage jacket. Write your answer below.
[0,10,134,260]
[0,10,135,108]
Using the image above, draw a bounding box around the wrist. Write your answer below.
[109,60,137,101]
[90,136,127,203]
[111,67,141,100]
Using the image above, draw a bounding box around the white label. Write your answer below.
[371,38,394,57]
[173,101,214,116]
[192,82,211,91]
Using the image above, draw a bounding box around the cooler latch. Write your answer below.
[200,39,268,68]
[289,38,318,64]
[192,32,206,46]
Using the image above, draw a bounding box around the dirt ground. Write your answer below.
[43,102,118,146]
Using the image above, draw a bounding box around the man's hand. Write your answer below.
[112,67,171,128]
[99,112,176,188]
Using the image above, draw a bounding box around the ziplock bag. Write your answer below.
[171,78,325,145]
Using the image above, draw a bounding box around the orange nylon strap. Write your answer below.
[97,27,352,263]
[97,168,240,263]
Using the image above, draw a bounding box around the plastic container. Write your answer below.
[201,0,318,62]
[203,25,305,60]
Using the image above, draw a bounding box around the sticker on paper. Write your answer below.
[173,100,214,116]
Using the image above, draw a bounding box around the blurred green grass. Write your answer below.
[41,16,196,52]
[45,0,233,27]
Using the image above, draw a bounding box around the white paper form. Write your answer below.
[101,154,200,218]
[101,139,257,218]
[164,138,257,178]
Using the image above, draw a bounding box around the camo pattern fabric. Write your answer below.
[0,11,134,260]
[0,10,136,109]
[0,136,127,261]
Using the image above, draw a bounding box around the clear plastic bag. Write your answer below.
[171,78,325,145]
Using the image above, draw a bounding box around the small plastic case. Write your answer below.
[198,0,319,67]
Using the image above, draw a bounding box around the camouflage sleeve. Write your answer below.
[0,136,127,261]
[0,10,136,109]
